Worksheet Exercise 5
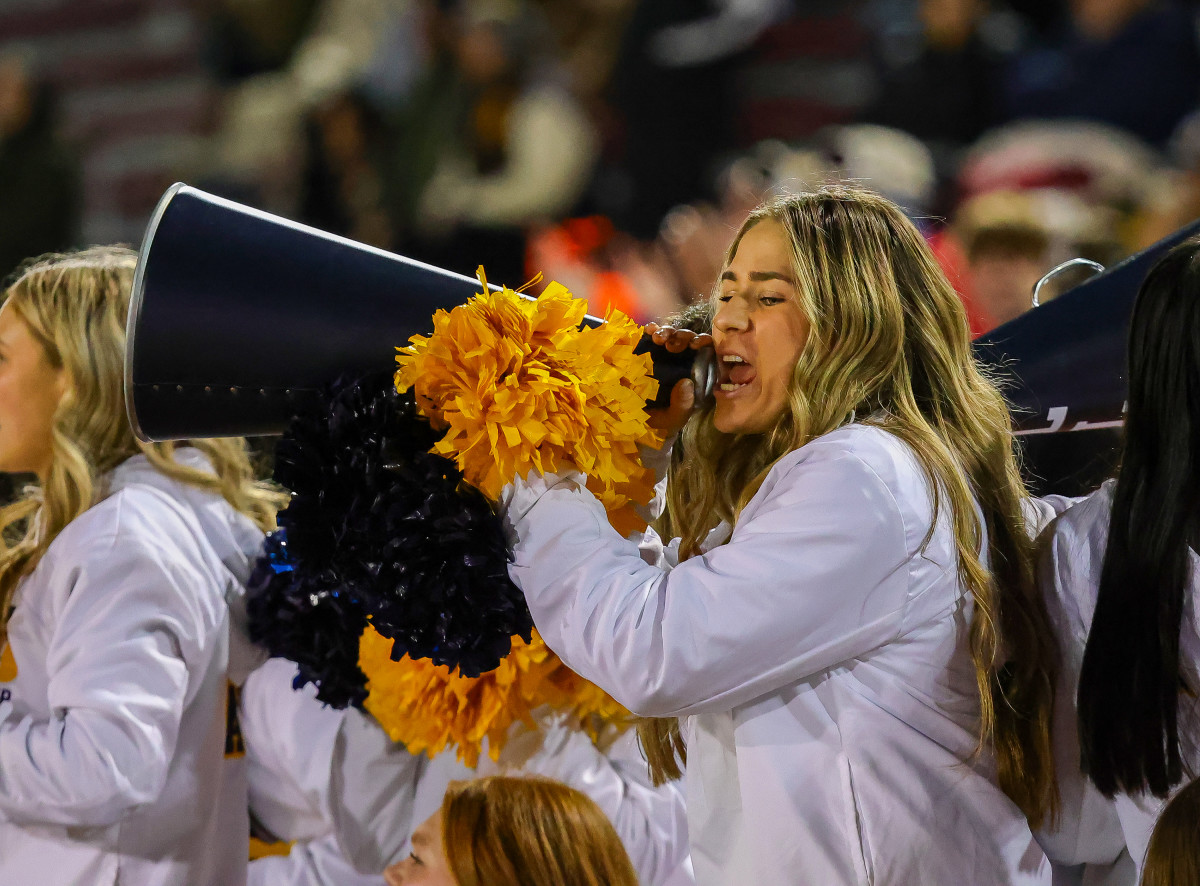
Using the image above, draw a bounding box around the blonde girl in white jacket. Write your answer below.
[500,186,1062,884]
[0,247,282,886]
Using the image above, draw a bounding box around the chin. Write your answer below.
[714,402,780,435]
[713,405,750,435]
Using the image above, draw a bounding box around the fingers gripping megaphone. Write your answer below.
[125,184,715,441]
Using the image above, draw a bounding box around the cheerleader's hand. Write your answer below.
[645,323,711,436]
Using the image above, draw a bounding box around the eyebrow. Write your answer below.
[412,833,428,847]
[720,270,794,284]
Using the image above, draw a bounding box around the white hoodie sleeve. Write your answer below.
[0,512,219,827]
[502,436,917,719]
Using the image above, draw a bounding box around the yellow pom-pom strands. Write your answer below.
[359,625,630,768]
[382,270,649,759]
[395,268,662,533]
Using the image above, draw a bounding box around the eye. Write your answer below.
[758,295,786,306]
[409,852,423,866]
[716,293,733,303]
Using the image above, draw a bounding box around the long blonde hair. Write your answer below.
[442,776,639,886]
[639,187,1059,827]
[0,247,282,646]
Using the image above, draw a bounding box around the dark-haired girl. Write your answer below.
[1041,235,1200,878]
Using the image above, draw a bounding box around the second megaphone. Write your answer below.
[125,184,713,441]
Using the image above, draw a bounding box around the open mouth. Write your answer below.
[718,354,756,392]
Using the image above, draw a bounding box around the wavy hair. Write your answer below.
[442,776,638,886]
[1077,236,1200,798]
[638,186,1059,827]
[0,247,283,647]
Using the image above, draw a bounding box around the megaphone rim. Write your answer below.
[127,181,187,443]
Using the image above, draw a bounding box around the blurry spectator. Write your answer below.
[1136,109,1200,248]
[525,216,654,320]
[205,0,418,213]
[300,90,395,248]
[604,0,788,238]
[525,127,939,325]
[953,187,1120,331]
[525,137,808,323]
[959,119,1166,264]
[377,14,468,252]
[818,123,938,216]
[727,2,878,159]
[412,0,599,285]
[0,54,79,283]
[960,121,1162,215]
[1003,0,1200,146]
[207,0,323,82]
[866,0,1020,150]
[954,190,1051,330]
[537,0,637,106]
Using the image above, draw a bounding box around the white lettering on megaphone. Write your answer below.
[1015,403,1128,436]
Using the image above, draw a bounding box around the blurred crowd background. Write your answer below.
[3,0,1200,340]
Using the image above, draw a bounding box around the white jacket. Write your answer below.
[503,422,1052,885]
[241,657,692,885]
[0,450,265,886]
[1040,480,1200,880]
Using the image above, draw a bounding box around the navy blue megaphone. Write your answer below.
[128,184,1197,444]
[973,217,1200,434]
[125,184,713,441]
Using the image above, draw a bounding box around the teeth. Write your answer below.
[721,355,744,363]
[719,383,744,392]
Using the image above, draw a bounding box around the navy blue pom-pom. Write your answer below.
[245,373,533,703]
[245,529,370,708]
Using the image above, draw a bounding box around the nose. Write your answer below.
[382,862,408,885]
[713,297,748,335]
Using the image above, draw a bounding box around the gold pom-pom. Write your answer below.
[360,624,630,768]
[395,270,660,533]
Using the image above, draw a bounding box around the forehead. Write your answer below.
[412,807,442,844]
[0,300,25,337]
[728,219,792,270]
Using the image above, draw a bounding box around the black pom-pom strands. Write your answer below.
[246,374,533,707]
[246,530,370,708]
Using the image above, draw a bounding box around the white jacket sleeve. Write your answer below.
[242,659,345,844]
[248,831,385,886]
[513,715,689,886]
[328,708,471,873]
[0,529,212,827]
[1023,493,1087,539]
[503,441,916,718]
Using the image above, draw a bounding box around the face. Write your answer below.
[0,302,65,480]
[969,252,1045,331]
[712,219,810,434]
[384,808,457,886]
